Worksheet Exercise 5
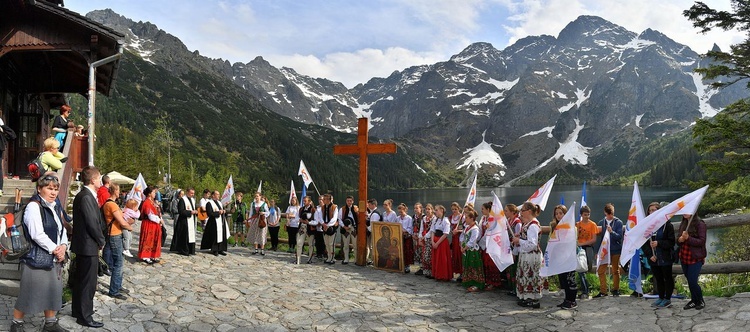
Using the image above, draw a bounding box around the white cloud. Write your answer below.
[271,47,445,87]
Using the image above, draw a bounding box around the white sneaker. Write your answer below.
[123,250,133,258]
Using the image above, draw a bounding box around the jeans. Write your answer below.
[104,234,124,296]
[682,262,704,304]
[578,271,589,295]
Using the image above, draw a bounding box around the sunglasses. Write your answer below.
[41,175,59,182]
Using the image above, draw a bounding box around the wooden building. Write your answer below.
[0,0,123,178]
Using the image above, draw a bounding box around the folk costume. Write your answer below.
[399,214,415,272]
[200,199,230,255]
[430,216,453,281]
[479,214,503,288]
[309,203,324,262]
[461,224,485,290]
[418,214,435,277]
[340,204,358,264]
[170,194,197,255]
[508,216,522,294]
[295,203,315,264]
[248,199,269,254]
[322,202,339,264]
[412,211,424,268]
[450,213,465,276]
[138,198,163,261]
[516,218,544,304]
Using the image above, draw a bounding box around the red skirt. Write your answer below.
[451,233,463,274]
[432,236,453,281]
[138,221,163,259]
[481,249,503,287]
[403,236,414,266]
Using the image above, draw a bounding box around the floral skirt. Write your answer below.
[481,249,503,287]
[413,236,422,265]
[516,251,545,300]
[421,238,432,274]
[138,221,162,259]
[462,250,485,289]
[432,236,453,281]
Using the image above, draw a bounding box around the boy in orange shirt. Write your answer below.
[576,205,600,299]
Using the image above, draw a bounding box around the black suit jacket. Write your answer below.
[71,187,106,256]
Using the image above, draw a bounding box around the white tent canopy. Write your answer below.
[106,171,135,185]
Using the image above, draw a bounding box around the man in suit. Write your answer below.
[71,166,106,328]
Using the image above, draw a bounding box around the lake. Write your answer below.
[329,185,721,257]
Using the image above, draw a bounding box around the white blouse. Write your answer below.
[519,219,541,254]
[429,216,450,237]
[24,200,68,254]
[398,215,413,235]
[461,225,480,250]
[285,205,300,227]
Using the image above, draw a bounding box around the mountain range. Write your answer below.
[84,10,747,188]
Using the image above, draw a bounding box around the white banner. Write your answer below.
[540,202,578,277]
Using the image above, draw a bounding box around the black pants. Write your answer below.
[652,264,674,299]
[314,231,325,257]
[72,255,98,321]
[268,226,280,249]
[559,270,578,302]
[286,226,298,248]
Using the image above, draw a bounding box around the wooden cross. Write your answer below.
[333,117,397,266]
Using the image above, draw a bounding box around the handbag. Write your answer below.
[23,244,55,269]
[576,247,588,273]
[257,214,267,228]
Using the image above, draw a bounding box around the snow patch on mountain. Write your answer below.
[487,78,520,91]
[126,31,155,64]
[636,114,644,128]
[520,126,554,138]
[456,131,506,174]
[617,37,656,51]
[689,72,720,118]
[551,119,590,165]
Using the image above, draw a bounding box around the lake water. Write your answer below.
[331,185,721,257]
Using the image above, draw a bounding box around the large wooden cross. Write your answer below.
[333,117,397,266]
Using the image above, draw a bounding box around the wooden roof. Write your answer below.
[0,0,125,96]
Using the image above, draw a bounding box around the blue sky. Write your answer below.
[66,0,743,87]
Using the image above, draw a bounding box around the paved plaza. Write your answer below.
[1,216,748,331]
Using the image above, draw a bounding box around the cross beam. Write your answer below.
[333,117,397,266]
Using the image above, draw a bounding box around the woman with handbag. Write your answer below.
[12,175,69,332]
[247,192,269,255]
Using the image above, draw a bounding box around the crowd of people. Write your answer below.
[7,168,709,331]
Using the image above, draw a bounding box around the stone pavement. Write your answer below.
[2,216,750,331]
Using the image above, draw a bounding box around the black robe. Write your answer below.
[170,196,196,255]
[200,199,229,252]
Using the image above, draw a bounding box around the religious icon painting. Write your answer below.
[372,222,404,273]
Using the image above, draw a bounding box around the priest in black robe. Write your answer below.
[200,190,229,255]
[170,188,197,255]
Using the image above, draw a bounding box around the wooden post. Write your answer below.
[333,118,397,266]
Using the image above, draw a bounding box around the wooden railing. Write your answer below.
[56,125,84,207]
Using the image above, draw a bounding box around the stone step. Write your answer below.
[0,279,20,297]
[0,262,21,280]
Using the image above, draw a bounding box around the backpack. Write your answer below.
[27,152,45,182]
[1,198,34,261]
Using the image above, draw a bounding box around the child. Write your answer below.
[122,199,140,258]
[461,208,484,292]
[576,205,599,299]
[430,205,452,281]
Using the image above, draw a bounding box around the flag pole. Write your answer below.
[311,181,321,196]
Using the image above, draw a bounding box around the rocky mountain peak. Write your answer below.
[557,15,634,46]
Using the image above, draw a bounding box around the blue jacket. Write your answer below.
[598,217,624,255]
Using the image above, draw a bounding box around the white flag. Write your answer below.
[526,175,556,211]
[485,192,514,272]
[289,180,297,205]
[126,173,147,204]
[620,185,708,267]
[257,180,262,194]
[221,175,234,205]
[298,160,313,188]
[465,172,477,207]
[540,202,578,277]
[626,181,646,232]
[597,229,611,267]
